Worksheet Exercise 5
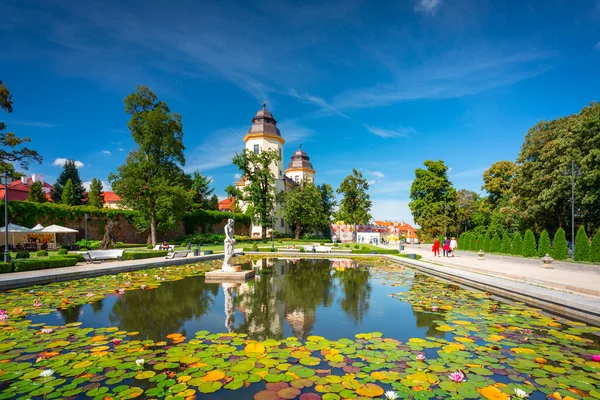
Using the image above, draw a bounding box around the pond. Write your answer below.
[0,256,598,400]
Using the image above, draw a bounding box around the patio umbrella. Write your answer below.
[31,223,44,231]
[0,223,32,246]
[40,225,79,249]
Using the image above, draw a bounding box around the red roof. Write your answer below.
[0,176,54,201]
[103,191,121,202]
[218,197,235,212]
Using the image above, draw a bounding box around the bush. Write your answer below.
[0,262,13,273]
[251,243,259,251]
[77,239,101,250]
[57,248,68,255]
[489,233,501,253]
[15,251,30,259]
[50,253,85,263]
[551,228,568,260]
[36,250,49,257]
[481,235,490,252]
[522,230,537,257]
[537,230,551,257]
[121,251,169,260]
[360,246,369,251]
[397,253,423,260]
[353,244,360,249]
[115,243,145,249]
[511,232,523,255]
[299,247,305,253]
[590,230,600,263]
[13,257,78,272]
[574,226,590,262]
[351,249,399,254]
[501,233,512,254]
[146,244,153,249]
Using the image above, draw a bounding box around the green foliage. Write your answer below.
[590,230,600,263]
[489,233,501,253]
[551,227,568,260]
[481,235,490,252]
[208,194,219,211]
[574,226,590,262]
[522,230,537,257]
[351,249,399,254]
[27,181,47,203]
[50,253,85,262]
[317,183,336,234]
[182,209,250,236]
[36,250,48,257]
[190,171,215,209]
[51,160,85,204]
[12,257,77,272]
[281,183,324,239]
[57,248,68,255]
[353,244,360,249]
[61,178,76,206]
[537,230,551,257]
[501,232,512,254]
[396,253,423,260]
[457,190,479,235]
[482,161,516,206]
[251,243,259,251]
[511,232,523,255]
[121,251,168,260]
[336,169,372,227]
[409,160,458,237]
[15,251,30,259]
[88,178,104,208]
[0,262,12,273]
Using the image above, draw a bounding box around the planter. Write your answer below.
[541,253,554,269]
[477,250,485,260]
[202,250,213,255]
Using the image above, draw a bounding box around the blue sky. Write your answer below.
[2,0,600,224]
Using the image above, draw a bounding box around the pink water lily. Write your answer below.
[592,354,600,361]
[116,288,125,294]
[0,310,8,321]
[125,282,131,287]
[140,284,147,290]
[448,370,466,383]
[40,328,53,334]
[431,306,439,311]
[86,293,94,297]
[33,300,41,307]
[112,338,122,345]
[416,354,426,361]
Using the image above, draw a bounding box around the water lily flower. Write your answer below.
[86,293,94,297]
[57,291,63,295]
[39,369,54,378]
[431,306,438,311]
[125,282,131,287]
[33,300,41,307]
[525,329,531,333]
[41,328,53,334]
[135,359,144,367]
[384,391,399,400]
[112,338,122,345]
[592,354,600,361]
[0,310,8,321]
[514,388,529,398]
[143,274,148,277]
[416,354,426,361]
[117,288,125,294]
[140,284,147,290]
[448,370,466,383]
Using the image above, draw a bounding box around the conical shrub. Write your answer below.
[574,226,590,262]
[501,232,512,254]
[590,230,600,264]
[537,230,551,257]
[490,233,501,253]
[551,227,568,260]
[522,230,537,257]
[481,235,490,252]
[512,232,523,255]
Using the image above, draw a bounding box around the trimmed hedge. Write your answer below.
[242,247,276,252]
[590,230,600,263]
[397,253,423,260]
[512,232,523,255]
[489,233,501,253]
[57,249,68,255]
[501,233,512,254]
[351,249,399,254]
[537,230,551,257]
[15,251,30,259]
[12,257,78,272]
[36,250,49,257]
[121,251,169,260]
[522,230,537,257]
[0,262,12,273]
[50,254,85,263]
[551,228,568,260]
[574,226,590,261]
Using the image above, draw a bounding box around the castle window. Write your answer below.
[253,144,260,154]
[280,218,284,227]
[279,148,282,160]
[294,176,299,183]
[279,170,282,177]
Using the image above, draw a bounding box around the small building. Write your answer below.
[218,197,235,212]
[102,191,122,209]
[0,174,53,201]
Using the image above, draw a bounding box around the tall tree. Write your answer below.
[109,85,191,246]
[208,194,219,211]
[281,183,324,239]
[27,181,47,203]
[51,160,86,204]
[457,189,479,233]
[88,178,104,208]
[61,179,76,206]
[336,169,372,240]
[409,160,458,238]
[482,161,516,206]
[574,226,590,262]
[317,183,336,235]
[0,80,42,174]
[190,171,215,209]
[232,148,279,238]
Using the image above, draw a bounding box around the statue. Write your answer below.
[222,219,237,271]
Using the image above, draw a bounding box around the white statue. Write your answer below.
[222,218,236,271]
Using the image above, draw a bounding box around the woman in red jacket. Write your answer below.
[432,237,441,257]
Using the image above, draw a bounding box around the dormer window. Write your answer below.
[254,144,259,154]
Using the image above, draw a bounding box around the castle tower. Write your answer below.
[285,145,315,184]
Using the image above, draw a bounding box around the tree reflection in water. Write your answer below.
[58,304,83,324]
[408,273,446,338]
[334,265,371,324]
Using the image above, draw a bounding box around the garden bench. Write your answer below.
[165,250,190,259]
[153,245,175,251]
[302,245,331,253]
[83,250,124,263]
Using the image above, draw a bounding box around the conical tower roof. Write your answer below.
[247,102,280,137]
[287,145,314,170]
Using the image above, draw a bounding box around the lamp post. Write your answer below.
[563,161,581,257]
[84,213,89,245]
[271,213,275,252]
[443,194,447,238]
[0,172,13,263]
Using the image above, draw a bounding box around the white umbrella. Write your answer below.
[39,225,79,249]
[31,223,44,231]
[0,223,31,247]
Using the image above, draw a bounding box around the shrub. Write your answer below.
[537,230,551,257]
[501,233,512,254]
[590,230,600,263]
[299,247,305,253]
[353,244,360,249]
[351,249,399,254]
[489,233,501,253]
[121,251,169,260]
[574,226,590,262]
[146,244,153,249]
[36,250,49,257]
[15,251,30,259]
[522,230,537,257]
[551,228,568,260]
[57,248,68,255]
[397,253,422,260]
[0,262,13,273]
[13,257,78,272]
[481,235,490,252]
[360,246,369,250]
[512,232,523,255]
[251,243,259,251]
[77,239,101,250]
[50,253,85,263]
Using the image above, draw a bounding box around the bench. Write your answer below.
[303,246,331,253]
[165,250,190,259]
[82,250,124,263]
[153,245,175,251]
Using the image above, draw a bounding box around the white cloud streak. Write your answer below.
[365,125,414,138]
[414,0,442,15]
[53,158,84,168]
[102,150,111,155]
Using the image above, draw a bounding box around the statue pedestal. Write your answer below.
[222,265,242,273]
[205,267,254,283]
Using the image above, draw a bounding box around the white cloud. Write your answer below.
[82,180,111,191]
[287,89,349,119]
[414,0,442,15]
[364,125,414,139]
[368,179,377,185]
[102,150,111,155]
[53,158,84,168]
[234,173,242,179]
[10,121,58,128]
[370,171,385,178]
[371,198,414,225]
[277,120,315,144]
[185,126,247,172]
[118,148,125,152]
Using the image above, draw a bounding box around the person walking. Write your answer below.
[432,237,441,257]
[450,237,458,257]
[442,237,450,257]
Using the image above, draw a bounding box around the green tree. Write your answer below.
[61,179,76,205]
[231,148,279,238]
[281,183,324,239]
[27,181,46,203]
[482,161,516,206]
[208,194,219,211]
[190,171,214,209]
[522,229,537,257]
[501,232,512,254]
[317,183,336,235]
[0,80,42,173]
[51,160,86,204]
[574,226,590,262]
[537,229,551,257]
[457,189,479,234]
[0,163,24,179]
[87,178,104,208]
[490,233,501,253]
[409,160,458,237]
[512,232,523,256]
[481,235,490,252]
[551,227,568,260]
[109,85,190,246]
[336,169,372,240]
[590,230,600,263]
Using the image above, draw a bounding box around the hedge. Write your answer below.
[590,230,600,263]
[551,228,568,260]
[537,230,551,257]
[12,257,78,272]
[50,254,86,263]
[574,226,590,262]
[396,253,423,260]
[121,251,169,260]
[0,262,12,273]
[351,249,399,254]
[512,232,523,255]
[242,247,276,252]
[489,233,501,253]
[501,233,512,254]
[522,230,537,258]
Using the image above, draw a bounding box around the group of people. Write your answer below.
[432,236,457,257]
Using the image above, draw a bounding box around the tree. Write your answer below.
[317,183,336,235]
[490,233,501,253]
[538,229,551,257]
[27,181,46,203]
[481,235,490,252]
[522,230,537,257]
[574,226,590,262]
[109,85,191,246]
[232,148,279,238]
[512,232,523,255]
[281,183,324,239]
[61,179,76,206]
[482,161,516,206]
[336,169,372,240]
[501,232,512,254]
[88,178,104,208]
[0,80,42,173]
[0,163,24,179]
[590,230,600,264]
[551,227,568,260]
[457,189,479,234]
[208,194,219,211]
[51,160,86,204]
[409,160,458,237]
[190,171,214,209]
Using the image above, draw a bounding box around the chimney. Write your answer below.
[31,174,44,184]
[21,176,27,184]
